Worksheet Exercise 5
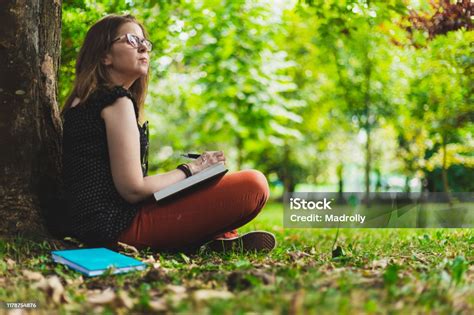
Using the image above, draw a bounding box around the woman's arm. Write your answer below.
[102,97,187,203]
[102,97,226,203]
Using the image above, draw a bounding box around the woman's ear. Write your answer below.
[102,53,112,66]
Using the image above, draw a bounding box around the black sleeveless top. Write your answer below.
[62,85,149,245]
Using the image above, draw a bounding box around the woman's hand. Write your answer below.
[187,151,225,175]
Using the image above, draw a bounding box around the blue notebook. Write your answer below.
[51,248,146,277]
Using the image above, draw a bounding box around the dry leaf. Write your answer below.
[289,289,305,315]
[193,289,233,301]
[33,275,67,304]
[65,276,84,286]
[149,298,168,311]
[117,290,135,309]
[227,270,275,291]
[142,255,161,270]
[143,255,156,263]
[143,268,171,282]
[22,270,44,281]
[117,242,139,255]
[6,309,24,315]
[288,250,312,261]
[186,279,206,289]
[372,258,389,269]
[166,284,187,294]
[180,253,191,264]
[165,285,188,306]
[6,258,16,270]
[87,288,116,304]
[187,263,199,269]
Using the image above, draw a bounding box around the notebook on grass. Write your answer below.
[154,162,228,202]
[51,248,146,277]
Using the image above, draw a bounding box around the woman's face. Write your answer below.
[103,22,149,82]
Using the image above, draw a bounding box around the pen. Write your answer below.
[181,153,201,159]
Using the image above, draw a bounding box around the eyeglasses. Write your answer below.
[111,33,152,52]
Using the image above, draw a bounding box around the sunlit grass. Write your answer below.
[0,201,473,314]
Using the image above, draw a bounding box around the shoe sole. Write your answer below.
[206,230,277,253]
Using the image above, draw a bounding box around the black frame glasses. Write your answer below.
[111,33,152,52]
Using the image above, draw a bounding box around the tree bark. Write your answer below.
[337,163,344,200]
[280,143,295,195]
[364,89,372,206]
[235,135,243,170]
[0,0,62,238]
[441,133,452,204]
[365,124,372,206]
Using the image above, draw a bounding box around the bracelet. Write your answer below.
[177,163,192,178]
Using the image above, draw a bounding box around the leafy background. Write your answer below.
[1,2,471,313]
[60,0,473,196]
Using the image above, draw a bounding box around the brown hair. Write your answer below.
[60,14,150,123]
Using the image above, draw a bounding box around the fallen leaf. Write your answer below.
[149,298,167,311]
[143,268,171,283]
[166,284,187,294]
[287,250,312,261]
[164,284,188,306]
[6,258,16,270]
[371,258,389,269]
[22,270,44,281]
[186,279,206,289]
[117,242,139,255]
[142,255,156,263]
[142,255,161,269]
[180,253,191,264]
[117,290,135,309]
[289,289,305,315]
[284,234,300,241]
[87,288,116,304]
[193,289,233,301]
[65,276,84,286]
[227,270,275,291]
[187,263,199,269]
[63,236,83,246]
[33,275,67,304]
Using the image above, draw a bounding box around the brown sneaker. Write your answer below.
[205,230,277,253]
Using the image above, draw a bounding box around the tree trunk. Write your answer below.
[337,163,344,201]
[404,176,411,193]
[235,135,243,170]
[364,51,372,207]
[365,125,372,206]
[281,143,295,194]
[441,133,452,204]
[0,0,62,238]
[375,167,382,192]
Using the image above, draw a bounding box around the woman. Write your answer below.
[60,14,276,253]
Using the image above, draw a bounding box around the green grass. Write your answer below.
[1,202,473,314]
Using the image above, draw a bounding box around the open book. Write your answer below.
[154,162,228,202]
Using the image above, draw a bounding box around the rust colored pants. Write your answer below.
[117,169,270,252]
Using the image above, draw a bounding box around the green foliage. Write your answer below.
[60,0,473,193]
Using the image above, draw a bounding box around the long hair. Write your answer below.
[60,14,150,123]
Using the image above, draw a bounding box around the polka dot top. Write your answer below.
[62,85,149,246]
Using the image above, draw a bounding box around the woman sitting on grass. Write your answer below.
[59,14,276,253]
